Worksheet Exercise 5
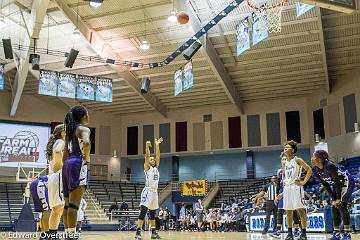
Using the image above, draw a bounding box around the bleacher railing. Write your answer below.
[118,170,278,183]
[85,189,106,221]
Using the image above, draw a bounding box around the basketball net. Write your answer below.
[247,0,288,33]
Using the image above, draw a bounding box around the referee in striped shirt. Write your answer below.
[252,175,278,235]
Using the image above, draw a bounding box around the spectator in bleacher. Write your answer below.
[227,208,239,232]
[252,175,278,235]
[179,204,187,230]
[306,200,318,214]
[319,186,330,201]
[217,211,226,232]
[131,197,135,209]
[231,199,238,209]
[209,209,218,231]
[119,200,129,211]
[220,200,229,212]
[109,198,119,213]
[194,198,205,231]
[189,213,196,231]
[356,166,360,179]
[159,208,165,231]
[164,207,170,230]
[322,199,331,209]
[243,209,252,232]
[242,198,252,209]
[76,198,87,233]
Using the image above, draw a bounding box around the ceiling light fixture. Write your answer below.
[73,0,81,40]
[140,40,150,50]
[72,28,81,39]
[315,134,320,143]
[113,150,118,158]
[168,0,177,22]
[140,8,150,50]
[168,10,177,22]
[89,0,103,8]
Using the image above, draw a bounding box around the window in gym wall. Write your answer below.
[285,111,301,143]
[247,115,261,147]
[228,116,242,148]
[127,126,138,155]
[313,109,325,140]
[343,94,358,133]
[143,125,154,154]
[176,122,187,152]
[159,123,171,153]
[193,123,205,151]
[266,113,281,146]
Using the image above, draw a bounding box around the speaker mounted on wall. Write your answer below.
[141,76,150,93]
[64,48,79,68]
[29,53,40,70]
[183,41,202,60]
[2,38,13,59]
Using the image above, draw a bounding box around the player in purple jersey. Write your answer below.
[311,150,355,240]
[30,175,50,239]
[62,105,91,239]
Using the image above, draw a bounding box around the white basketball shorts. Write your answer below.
[283,184,306,210]
[48,171,64,208]
[140,187,159,210]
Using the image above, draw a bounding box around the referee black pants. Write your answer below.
[264,200,278,232]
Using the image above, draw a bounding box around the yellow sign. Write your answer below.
[181,180,208,196]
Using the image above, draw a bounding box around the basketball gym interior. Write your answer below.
[0,0,360,239]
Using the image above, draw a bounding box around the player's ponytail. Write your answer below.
[64,105,88,145]
[46,124,65,161]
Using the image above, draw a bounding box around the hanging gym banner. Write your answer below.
[236,17,250,56]
[252,12,268,46]
[96,77,113,102]
[174,67,183,96]
[296,2,315,17]
[57,73,76,99]
[38,70,58,97]
[77,75,95,101]
[183,60,194,91]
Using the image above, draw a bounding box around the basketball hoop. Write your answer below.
[247,0,288,33]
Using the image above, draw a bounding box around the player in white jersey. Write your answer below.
[135,137,163,240]
[46,124,66,239]
[282,140,312,240]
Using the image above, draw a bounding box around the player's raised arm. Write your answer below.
[155,137,163,168]
[144,141,152,170]
[295,157,313,186]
